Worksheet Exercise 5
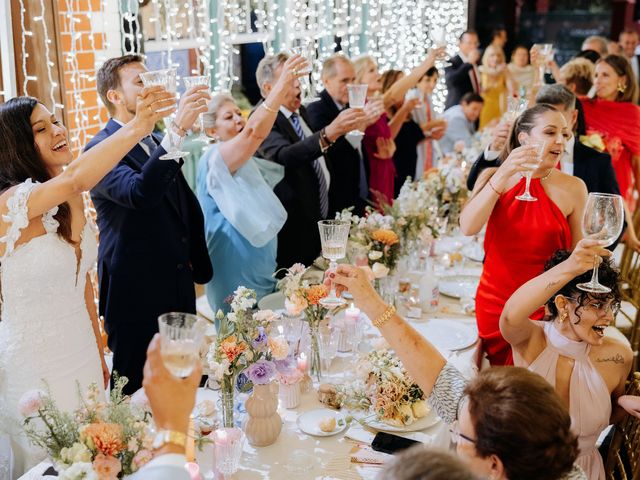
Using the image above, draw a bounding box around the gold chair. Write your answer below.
[605,372,640,480]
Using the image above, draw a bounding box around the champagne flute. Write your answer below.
[532,43,553,82]
[158,312,205,378]
[318,220,351,308]
[515,140,546,202]
[577,193,624,293]
[346,84,368,137]
[291,40,314,102]
[183,75,211,143]
[139,69,189,160]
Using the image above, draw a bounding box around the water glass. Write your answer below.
[158,312,205,378]
[347,84,368,137]
[214,427,244,477]
[319,327,339,371]
[183,75,211,143]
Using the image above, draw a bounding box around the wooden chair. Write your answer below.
[605,372,640,480]
[617,211,640,371]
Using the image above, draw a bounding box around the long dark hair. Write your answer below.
[0,97,73,243]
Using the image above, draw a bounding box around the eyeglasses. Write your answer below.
[449,421,477,445]
[567,297,621,317]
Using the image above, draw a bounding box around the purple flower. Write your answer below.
[274,357,297,375]
[252,327,267,348]
[246,359,276,385]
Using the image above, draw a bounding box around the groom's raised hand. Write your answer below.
[174,85,211,133]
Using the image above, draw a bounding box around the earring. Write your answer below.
[559,312,568,323]
[617,82,627,93]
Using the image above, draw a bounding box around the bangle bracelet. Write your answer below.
[487,179,502,196]
[171,121,187,137]
[372,304,396,328]
[261,102,278,114]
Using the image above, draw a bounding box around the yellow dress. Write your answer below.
[479,70,507,129]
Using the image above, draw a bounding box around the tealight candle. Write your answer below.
[185,462,201,480]
[345,303,360,322]
[297,352,309,372]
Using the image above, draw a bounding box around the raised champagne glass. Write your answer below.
[183,75,211,143]
[515,140,546,202]
[318,220,351,308]
[346,84,368,137]
[158,312,205,378]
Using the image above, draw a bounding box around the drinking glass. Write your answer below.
[318,220,351,308]
[291,40,314,101]
[432,27,452,67]
[533,43,553,81]
[183,75,211,143]
[139,68,188,160]
[346,84,368,137]
[515,140,546,202]
[505,95,527,121]
[577,193,624,293]
[213,427,244,477]
[158,312,205,378]
[319,327,339,372]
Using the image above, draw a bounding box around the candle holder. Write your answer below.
[214,428,245,477]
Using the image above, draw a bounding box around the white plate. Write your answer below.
[462,243,484,263]
[411,319,478,352]
[439,275,479,299]
[258,291,286,311]
[297,409,348,437]
[358,407,439,433]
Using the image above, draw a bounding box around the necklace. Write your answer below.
[520,168,554,181]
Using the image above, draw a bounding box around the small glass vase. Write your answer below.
[220,378,235,428]
[308,321,322,382]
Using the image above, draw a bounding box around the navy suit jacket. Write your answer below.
[85,119,212,330]
[444,54,477,110]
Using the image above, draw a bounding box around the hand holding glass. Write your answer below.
[158,312,205,378]
[183,75,211,143]
[515,141,546,202]
[577,193,624,293]
[347,84,368,137]
[318,220,351,308]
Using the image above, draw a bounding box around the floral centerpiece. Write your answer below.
[422,165,468,234]
[205,286,287,427]
[335,208,401,279]
[276,263,328,381]
[335,349,430,427]
[19,378,152,479]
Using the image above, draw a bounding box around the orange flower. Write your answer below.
[81,423,124,457]
[372,229,399,246]
[304,285,329,305]
[219,335,246,362]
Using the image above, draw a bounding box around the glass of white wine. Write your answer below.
[577,193,624,293]
[318,220,351,308]
[158,312,205,378]
[183,75,211,143]
[515,140,546,202]
[346,84,368,137]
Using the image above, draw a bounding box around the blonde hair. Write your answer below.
[202,92,236,129]
[481,45,506,68]
[559,58,594,96]
[353,55,377,83]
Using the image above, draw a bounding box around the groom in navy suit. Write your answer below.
[86,55,212,394]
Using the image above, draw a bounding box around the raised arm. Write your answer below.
[387,98,420,139]
[500,238,611,348]
[0,88,174,222]
[459,145,537,235]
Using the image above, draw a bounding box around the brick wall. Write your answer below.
[57,0,121,154]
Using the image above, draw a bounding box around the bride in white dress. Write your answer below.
[0,88,175,477]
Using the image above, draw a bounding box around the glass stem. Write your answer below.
[199,113,206,138]
[589,254,600,286]
[329,261,338,297]
[524,173,532,196]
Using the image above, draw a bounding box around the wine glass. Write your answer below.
[139,69,189,160]
[158,312,205,378]
[515,140,546,202]
[577,193,624,293]
[505,95,527,122]
[318,220,351,308]
[346,84,368,137]
[183,75,211,143]
[532,43,553,82]
[291,40,314,102]
[432,27,452,68]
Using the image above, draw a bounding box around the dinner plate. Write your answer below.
[258,291,286,311]
[462,243,484,263]
[358,406,439,433]
[297,409,348,437]
[439,275,479,299]
[411,319,478,352]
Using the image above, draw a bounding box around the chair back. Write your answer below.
[618,211,640,371]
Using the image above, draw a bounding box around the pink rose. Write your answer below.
[18,390,46,417]
[92,453,121,480]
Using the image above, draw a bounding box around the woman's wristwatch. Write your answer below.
[152,430,187,451]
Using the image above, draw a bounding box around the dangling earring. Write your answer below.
[559,312,568,323]
[617,82,627,94]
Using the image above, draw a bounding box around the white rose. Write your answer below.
[411,400,430,419]
[368,250,383,260]
[60,443,92,465]
[58,462,98,480]
[372,263,389,278]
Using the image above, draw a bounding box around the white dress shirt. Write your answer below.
[112,118,182,161]
[561,135,576,176]
[279,106,331,189]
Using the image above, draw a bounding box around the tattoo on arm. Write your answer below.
[595,354,625,364]
[545,280,559,290]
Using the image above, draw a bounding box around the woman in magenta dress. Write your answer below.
[353,48,444,206]
[460,104,587,365]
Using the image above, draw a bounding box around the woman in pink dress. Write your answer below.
[501,240,637,480]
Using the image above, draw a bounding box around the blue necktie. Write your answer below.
[290,113,329,218]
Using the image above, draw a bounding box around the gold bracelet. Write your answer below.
[373,304,396,328]
[171,120,187,137]
[261,102,278,114]
[487,179,502,196]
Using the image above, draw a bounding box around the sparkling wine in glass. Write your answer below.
[183,75,211,143]
[139,69,188,161]
[432,27,452,68]
[577,193,624,293]
[292,40,314,102]
[533,43,553,81]
[318,220,351,308]
[506,95,527,122]
[515,140,546,202]
[347,84,368,137]
[158,312,205,378]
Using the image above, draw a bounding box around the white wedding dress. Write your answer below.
[0,180,103,478]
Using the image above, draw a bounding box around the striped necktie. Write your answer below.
[290,113,329,218]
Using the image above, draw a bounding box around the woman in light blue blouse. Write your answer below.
[196,55,306,313]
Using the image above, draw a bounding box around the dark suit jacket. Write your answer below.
[306,90,365,215]
[444,54,477,110]
[255,105,332,270]
[85,120,212,390]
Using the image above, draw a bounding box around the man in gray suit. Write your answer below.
[129,335,200,480]
[439,92,484,154]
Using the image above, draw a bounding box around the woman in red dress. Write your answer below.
[460,104,587,365]
[581,55,640,211]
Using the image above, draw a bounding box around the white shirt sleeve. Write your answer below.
[484,145,500,161]
[159,131,185,163]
